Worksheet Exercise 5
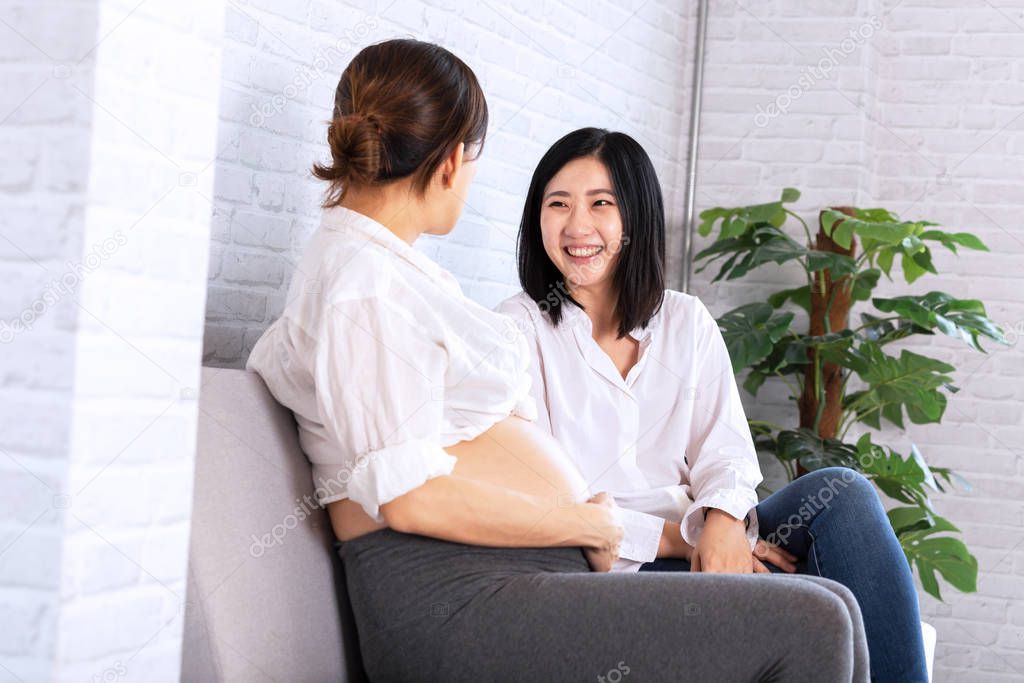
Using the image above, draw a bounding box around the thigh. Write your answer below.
[429,571,858,683]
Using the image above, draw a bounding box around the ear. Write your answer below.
[437,142,465,190]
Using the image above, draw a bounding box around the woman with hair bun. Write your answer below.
[247,39,868,682]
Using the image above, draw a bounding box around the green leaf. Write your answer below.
[872,292,1009,351]
[850,268,881,302]
[743,370,767,396]
[840,342,955,429]
[900,528,979,600]
[768,285,811,313]
[920,229,989,253]
[776,429,859,470]
[820,209,856,250]
[716,303,796,372]
[901,250,928,284]
[877,249,894,278]
[698,207,728,238]
[853,207,901,223]
[888,506,933,534]
[806,250,858,276]
[781,187,801,203]
[695,226,809,282]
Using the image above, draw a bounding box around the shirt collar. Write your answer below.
[320,205,460,293]
[559,295,663,344]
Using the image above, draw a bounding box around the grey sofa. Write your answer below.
[182,366,365,682]
[182,366,936,682]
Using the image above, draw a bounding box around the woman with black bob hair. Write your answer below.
[499,127,930,683]
[249,39,871,682]
[517,128,666,337]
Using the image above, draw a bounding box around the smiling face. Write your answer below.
[539,155,624,292]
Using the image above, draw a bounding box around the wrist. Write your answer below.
[704,507,750,529]
[573,502,617,549]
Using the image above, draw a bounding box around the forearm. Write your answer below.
[381,474,609,549]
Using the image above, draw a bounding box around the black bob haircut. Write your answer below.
[516,127,666,338]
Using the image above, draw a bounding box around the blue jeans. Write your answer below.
[640,467,929,683]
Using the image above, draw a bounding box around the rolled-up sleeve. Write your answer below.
[311,295,456,521]
[680,301,763,550]
[494,298,551,434]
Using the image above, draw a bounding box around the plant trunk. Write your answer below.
[797,208,857,470]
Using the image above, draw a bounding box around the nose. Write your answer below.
[563,207,594,240]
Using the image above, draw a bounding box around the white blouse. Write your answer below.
[246,206,537,522]
[496,290,763,572]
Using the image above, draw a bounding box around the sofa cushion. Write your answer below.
[182,367,365,682]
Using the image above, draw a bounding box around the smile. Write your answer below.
[564,246,604,258]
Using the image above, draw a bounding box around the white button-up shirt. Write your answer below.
[246,207,537,522]
[496,290,763,572]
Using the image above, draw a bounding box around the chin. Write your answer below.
[425,223,457,237]
[562,268,605,289]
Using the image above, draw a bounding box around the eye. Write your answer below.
[547,200,568,208]
[593,199,613,206]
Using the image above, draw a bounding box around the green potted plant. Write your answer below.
[695,188,1008,600]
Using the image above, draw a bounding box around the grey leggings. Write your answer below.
[338,529,869,682]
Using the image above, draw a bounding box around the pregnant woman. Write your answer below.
[497,127,929,683]
[247,39,869,682]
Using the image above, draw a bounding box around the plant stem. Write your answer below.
[812,352,826,433]
[786,208,814,246]
[778,375,802,403]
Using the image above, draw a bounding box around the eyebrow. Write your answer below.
[542,188,616,200]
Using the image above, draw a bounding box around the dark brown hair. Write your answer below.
[312,39,489,206]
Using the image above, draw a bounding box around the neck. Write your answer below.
[339,184,426,245]
[570,280,619,338]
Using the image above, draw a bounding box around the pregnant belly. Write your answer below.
[328,416,589,541]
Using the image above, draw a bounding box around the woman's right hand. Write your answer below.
[581,491,624,572]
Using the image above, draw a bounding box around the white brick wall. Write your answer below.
[691,2,1024,681]
[0,1,225,681]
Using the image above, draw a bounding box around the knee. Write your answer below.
[808,467,878,508]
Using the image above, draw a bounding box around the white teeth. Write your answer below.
[566,246,603,257]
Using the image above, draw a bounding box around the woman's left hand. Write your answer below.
[751,538,798,573]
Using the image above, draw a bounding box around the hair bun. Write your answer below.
[313,39,489,206]
[314,112,382,187]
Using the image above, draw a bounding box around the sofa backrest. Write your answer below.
[182,367,365,682]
